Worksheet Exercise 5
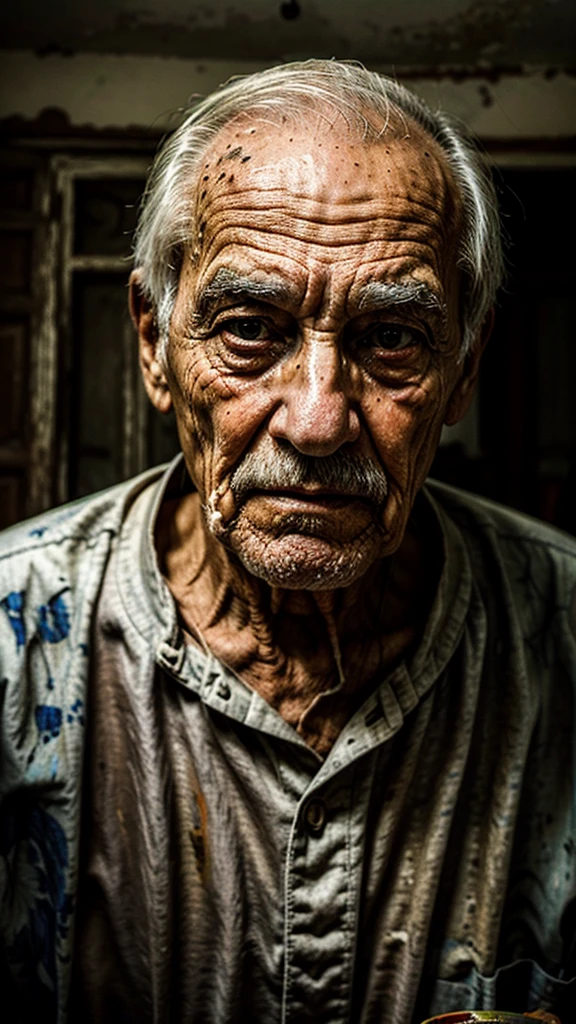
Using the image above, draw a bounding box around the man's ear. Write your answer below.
[444,308,494,426]
[129,269,172,414]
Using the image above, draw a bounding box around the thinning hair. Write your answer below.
[133,59,503,362]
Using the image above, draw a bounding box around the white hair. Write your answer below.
[133,59,503,362]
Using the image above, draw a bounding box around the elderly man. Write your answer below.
[1,61,574,1024]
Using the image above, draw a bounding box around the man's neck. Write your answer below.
[155,492,438,757]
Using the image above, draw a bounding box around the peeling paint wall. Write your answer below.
[0,0,574,138]
[0,52,574,140]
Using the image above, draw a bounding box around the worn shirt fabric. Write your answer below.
[1,458,576,1024]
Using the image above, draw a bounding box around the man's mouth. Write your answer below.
[245,487,369,511]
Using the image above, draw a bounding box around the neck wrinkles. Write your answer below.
[155,488,436,756]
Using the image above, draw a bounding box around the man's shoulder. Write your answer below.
[0,464,167,565]
[0,465,168,645]
[0,464,172,810]
[426,478,576,565]
[426,480,576,657]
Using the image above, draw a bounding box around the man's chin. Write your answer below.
[226,526,384,591]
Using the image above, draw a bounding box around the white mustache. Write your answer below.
[230,446,388,506]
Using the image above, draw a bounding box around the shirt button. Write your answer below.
[304,798,327,836]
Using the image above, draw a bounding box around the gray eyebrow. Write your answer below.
[357,280,447,322]
[196,268,299,321]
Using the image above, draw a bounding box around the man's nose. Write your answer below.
[267,336,361,456]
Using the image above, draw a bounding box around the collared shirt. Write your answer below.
[1,457,576,1023]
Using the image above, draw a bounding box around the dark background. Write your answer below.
[0,0,575,532]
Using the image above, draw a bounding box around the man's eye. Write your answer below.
[223,318,270,342]
[360,325,421,351]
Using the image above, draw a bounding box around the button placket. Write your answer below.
[283,781,360,1024]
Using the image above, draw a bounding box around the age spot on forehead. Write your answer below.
[194,116,461,268]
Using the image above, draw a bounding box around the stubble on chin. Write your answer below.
[213,500,387,591]
[200,444,392,588]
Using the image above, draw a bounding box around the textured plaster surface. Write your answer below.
[1,51,575,139]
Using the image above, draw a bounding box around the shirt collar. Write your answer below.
[116,454,184,649]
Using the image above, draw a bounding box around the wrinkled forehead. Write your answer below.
[194,104,462,230]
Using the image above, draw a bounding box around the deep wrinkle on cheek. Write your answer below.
[166,345,260,494]
[171,328,245,405]
[366,369,447,488]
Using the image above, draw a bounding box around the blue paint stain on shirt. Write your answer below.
[37,593,70,644]
[66,698,85,727]
[29,525,48,538]
[35,705,62,740]
[0,591,26,647]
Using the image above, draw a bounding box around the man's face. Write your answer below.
[141,114,476,590]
